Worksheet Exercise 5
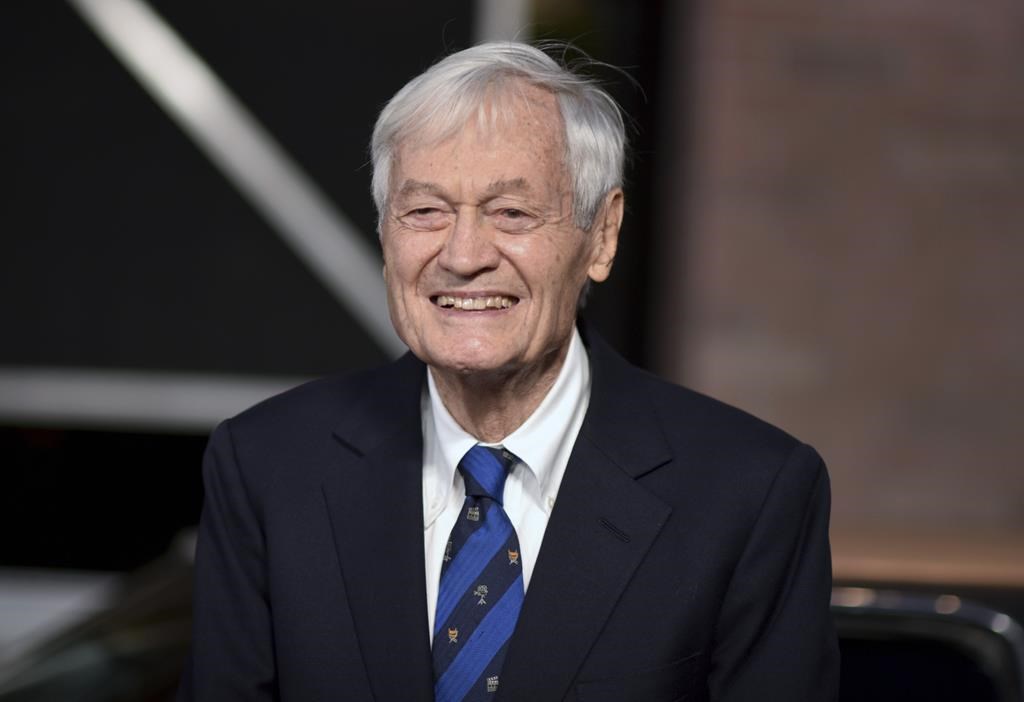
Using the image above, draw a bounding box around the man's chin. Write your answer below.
[428,356,515,378]
[408,334,516,370]
[419,346,526,382]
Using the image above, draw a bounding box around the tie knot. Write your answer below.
[458,445,515,503]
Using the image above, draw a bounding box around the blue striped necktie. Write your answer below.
[433,445,524,701]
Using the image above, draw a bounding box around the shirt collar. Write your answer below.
[423,328,591,525]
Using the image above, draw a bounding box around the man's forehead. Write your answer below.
[395,84,565,156]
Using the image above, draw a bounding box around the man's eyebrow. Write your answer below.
[396,179,443,198]
[483,178,531,197]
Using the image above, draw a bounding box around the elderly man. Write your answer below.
[180,42,838,701]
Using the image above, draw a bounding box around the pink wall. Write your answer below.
[655,1,1024,554]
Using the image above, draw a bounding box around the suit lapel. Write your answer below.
[321,353,435,702]
[498,330,674,701]
[317,330,672,701]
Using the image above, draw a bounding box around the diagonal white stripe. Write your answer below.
[474,0,532,43]
[66,0,406,357]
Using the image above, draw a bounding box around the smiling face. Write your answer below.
[380,83,621,383]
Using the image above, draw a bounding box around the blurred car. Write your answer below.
[1,530,1022,701]
[0,534,194,702]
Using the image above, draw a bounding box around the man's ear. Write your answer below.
[587,188,624,283]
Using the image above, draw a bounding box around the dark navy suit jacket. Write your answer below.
[179,328,839,701]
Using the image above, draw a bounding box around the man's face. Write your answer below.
[380,84,620,380]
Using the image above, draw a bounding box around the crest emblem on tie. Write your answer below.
[443,540,453,562]
[473,584,489,605]
[507,548,519,565]
[447,627,458,644]
[467,505,480,522]
[486,675,500,692]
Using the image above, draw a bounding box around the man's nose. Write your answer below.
[437,209,500,276]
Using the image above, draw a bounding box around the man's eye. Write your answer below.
[400,207,447,229]
[492,208,538,232]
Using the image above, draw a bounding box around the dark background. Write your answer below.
[1,0,678,571]
[4,5,1023,699]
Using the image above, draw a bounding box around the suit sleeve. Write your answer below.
[708,443,839,701]
[178,420,278,701]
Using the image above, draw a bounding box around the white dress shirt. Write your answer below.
[421,328,591,641]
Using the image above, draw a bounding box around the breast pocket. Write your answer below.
[574,651,702,702]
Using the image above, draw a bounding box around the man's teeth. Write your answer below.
[435,295,515,310]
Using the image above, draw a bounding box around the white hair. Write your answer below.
[371,42,626,231]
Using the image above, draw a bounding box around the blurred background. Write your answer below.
[2,0,1022,699]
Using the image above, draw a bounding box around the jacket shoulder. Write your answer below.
[214,353,424,461]
[584,326,805,466]
[585,330,821,494]
[644,369,803,460]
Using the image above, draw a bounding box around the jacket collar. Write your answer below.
[323,350,434,701]
[324,323,674,701]
[496,324,675,700]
